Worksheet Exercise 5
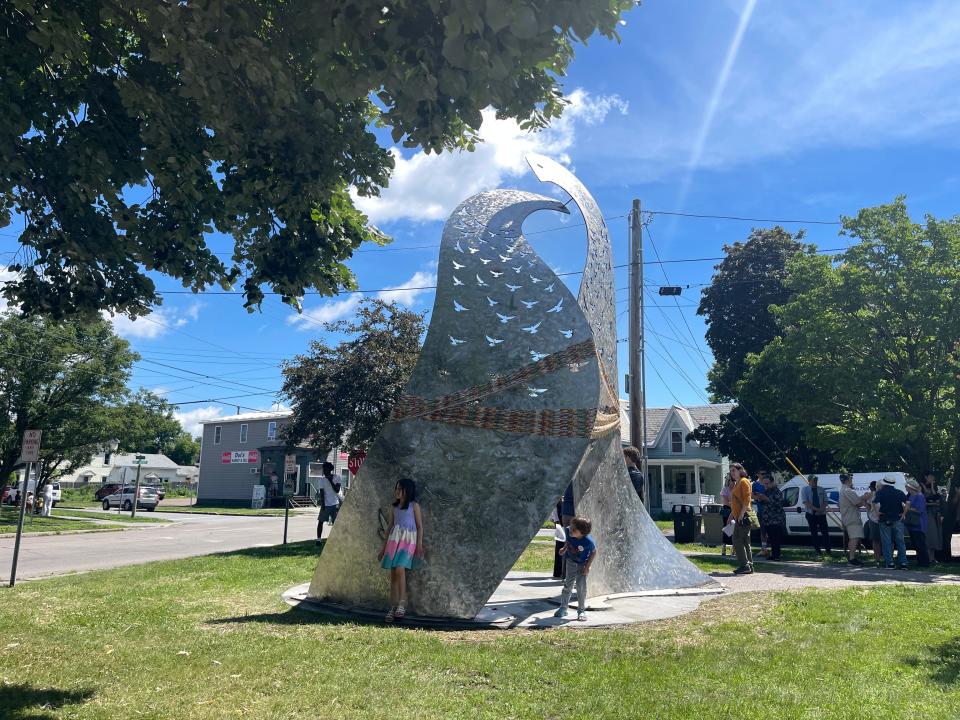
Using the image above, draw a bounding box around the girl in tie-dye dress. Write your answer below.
[378,478,424,622]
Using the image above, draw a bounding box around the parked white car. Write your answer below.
[101,485,160,511]
[780,472,908,538]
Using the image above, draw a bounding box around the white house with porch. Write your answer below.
[620,401,735,513]
[59,452,194,489]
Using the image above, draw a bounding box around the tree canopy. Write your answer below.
[739,198,960,485]
[1,0,633,318]
[691,226,836,473]
[109,389,199,463]
[281,299,425,453]
[0,313,136,483]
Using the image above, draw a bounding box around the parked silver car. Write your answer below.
[101,485,160,511]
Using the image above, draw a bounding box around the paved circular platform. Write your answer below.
[283,572,724,629]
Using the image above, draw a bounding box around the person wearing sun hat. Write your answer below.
[872,475,908,569]
[904,477,930,568]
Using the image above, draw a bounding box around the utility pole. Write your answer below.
[131,454,146,518]
[628,200,650,506]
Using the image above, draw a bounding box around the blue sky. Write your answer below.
[4,1,960,436]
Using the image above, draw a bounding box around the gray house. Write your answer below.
[620,402,735,513]
[197,410,350,505]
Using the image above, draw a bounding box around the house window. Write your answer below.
[214,426,222,445]
[239,424,248,444]
[267,421,277,440]
[670,430,684,454]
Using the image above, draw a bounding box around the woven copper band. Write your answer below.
[389,339,621,439]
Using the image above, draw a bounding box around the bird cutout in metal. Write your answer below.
[485,336,504,346]
[559,329,573,338]
[545,283,555,293]
[455,240,464,253]
[490,270,503,278]
[521,300,539,309]
[530,275,543,284]
[308,187,615,619]
[480,258,491,264]
[486,296,499,306]
[521,321,542,334]
[526,152,713,596]
[475,274,487,287]
[529,350,548,361]
[505,283,521,293]
[453,276,464,286]
[453,300,468,313]
[547,298,564,313]
[452,260,465,270]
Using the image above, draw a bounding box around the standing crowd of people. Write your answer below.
[717,465,950,575]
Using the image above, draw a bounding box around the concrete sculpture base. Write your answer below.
[286,575,724,630]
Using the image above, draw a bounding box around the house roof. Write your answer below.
[199,410,292,425]
[619,400,736,446]
[111,452,180,470]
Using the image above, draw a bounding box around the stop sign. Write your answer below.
[347,452,366,476]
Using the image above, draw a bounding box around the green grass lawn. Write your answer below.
[57,509,170,525]
[0,507,132,535]
[2,542,960,719]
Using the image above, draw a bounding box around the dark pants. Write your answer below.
[317,505,339,538]
[907,527,930,567]
[733,520,753,568]
[765,523,784,560]
[806,512,832,553]
[553,541,565,578]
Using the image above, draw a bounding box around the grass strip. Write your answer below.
[1,542,959,718]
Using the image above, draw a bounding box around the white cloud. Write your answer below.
[174,405,223,438]
[108,301,202,340]
[287,293,363,330]
[353,89,628,224]
[288,270,437,331]
[375,270,437,306]
[0,265,17,313]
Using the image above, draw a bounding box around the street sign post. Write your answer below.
[131,454,147,518]
[10,429,41,586]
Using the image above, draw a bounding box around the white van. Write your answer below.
[779,472,908,539]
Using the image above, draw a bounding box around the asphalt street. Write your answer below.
[0,510,322,583]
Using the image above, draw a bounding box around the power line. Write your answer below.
[647,210,841,225]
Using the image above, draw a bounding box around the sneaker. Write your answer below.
[732,565,754,575]
[848,558,863,567]
[577,612,588,622]
[553,608,568,618]
[898,565,909,571]
[721,547,727,557]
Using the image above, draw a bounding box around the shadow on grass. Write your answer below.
[907,636,960,686]
[0,683,94,719]
[213,539,323,560]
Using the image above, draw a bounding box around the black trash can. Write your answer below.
[672,504,700,544]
